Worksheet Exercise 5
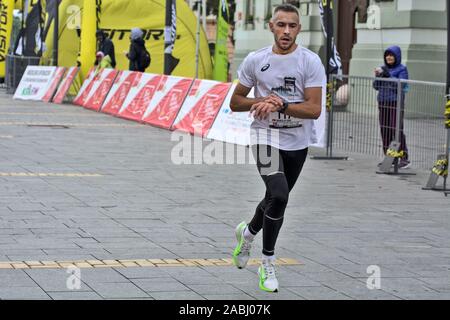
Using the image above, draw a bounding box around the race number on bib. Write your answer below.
[269,112,303,129]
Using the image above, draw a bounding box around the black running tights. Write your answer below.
[248,145,308,256]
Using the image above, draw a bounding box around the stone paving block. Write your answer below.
[24,269,89,292]
[320,278,401,300]
[186,284,242,295]
[203,293,257,300]
[115,267,169,279]
[173,274,224,286]
[148,291,205,300]
[0,270,37,287]
[0,287,51,300]
[131,278,189,292]
[88,282,150,299]
[76,268,130,284]
[47,291,103,300]
[286,286,354,300]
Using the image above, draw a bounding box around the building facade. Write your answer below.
[232,0,447,83]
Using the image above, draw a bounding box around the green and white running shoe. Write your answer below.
[258,261,279,293]
[232,221,252,269]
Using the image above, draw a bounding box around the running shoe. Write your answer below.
[232,221,252,269]
[258,260,279,293]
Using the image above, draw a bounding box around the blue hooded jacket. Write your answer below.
[373,46,409,104]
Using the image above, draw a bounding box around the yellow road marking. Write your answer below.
[0,172,103,177]
[0,258,302,270]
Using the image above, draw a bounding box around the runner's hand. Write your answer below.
[250,102,279,120]
[263,94,283,108]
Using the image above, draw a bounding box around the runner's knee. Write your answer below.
[266,173,289,217]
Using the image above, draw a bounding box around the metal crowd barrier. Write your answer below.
[325,74,447,171]
[5,55,54,94]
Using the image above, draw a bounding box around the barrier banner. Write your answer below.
[72,68,96,106]
[83,69,119,111]
[141,76,193,129]
[118,73,163,122]
[207,83,254,146]
[53,67,80,104]
[172,79,231,137]
[13,66,58,101]
[42,67,67,103]
[101,71,138,116]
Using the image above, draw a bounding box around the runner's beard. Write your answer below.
[275,35,295,52]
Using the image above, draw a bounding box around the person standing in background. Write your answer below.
[373,46,410,169]
[96,30,116,69]
[126,28,151,72]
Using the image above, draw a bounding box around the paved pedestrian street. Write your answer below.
[0,91,449,300]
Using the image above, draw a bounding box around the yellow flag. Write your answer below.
[78,0,97,80]
[0,0,15,78]
[213,0,229,82]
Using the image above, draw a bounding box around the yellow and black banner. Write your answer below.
[0,0,14,78]
[41,0,212,80]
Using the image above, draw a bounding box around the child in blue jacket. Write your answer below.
[373,46,410,168]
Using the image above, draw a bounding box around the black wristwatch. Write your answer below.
[279,101,289,114]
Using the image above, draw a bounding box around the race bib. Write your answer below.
[269,112,303,129]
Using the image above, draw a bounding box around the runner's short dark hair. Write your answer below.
[273,4,299,17]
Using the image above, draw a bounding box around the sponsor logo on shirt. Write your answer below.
[261,64,270,72]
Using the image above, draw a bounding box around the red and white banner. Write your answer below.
[13,66,58,101]
[72,68,96,106]
[42,67,66,103]
[207,83,254,146]
[101,71,138,116]
[83,69,118,111]
[172,79,231,137]
[118,73,163,122]
[141,76,193,129]
[52,67,79,104]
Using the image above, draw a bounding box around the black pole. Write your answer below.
[21,0,25,55]
[447,0,450,95]
[444,0,450,193]
[325,0,333,83]
[325,0,334,156]
[53,0,59,66]
[164,0,172,75]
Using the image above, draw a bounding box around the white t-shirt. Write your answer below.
[238,45,326,151]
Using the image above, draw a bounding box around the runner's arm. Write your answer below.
[230,83,283,112]
[230,83,265,112]
[283,87,322,119]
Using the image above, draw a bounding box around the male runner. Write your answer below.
[230,3,326,292]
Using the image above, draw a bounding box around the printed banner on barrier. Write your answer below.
[311,86,327,148]
[118,73,163,122]
[207,83,254,146]
[101,71,138,116]
[172,79,231,137]
[141,76,193,129]
[72,67,96,106]
[83,69,119,111]
[53,67,80,104]
[13,66,58,101]
[42,67,66,103]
